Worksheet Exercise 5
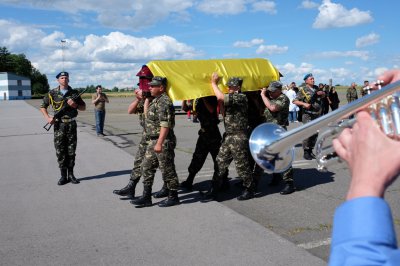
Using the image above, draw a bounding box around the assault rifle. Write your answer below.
[43,88,87,131]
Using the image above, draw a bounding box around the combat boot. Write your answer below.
[68,167,80,184]
[180,173,195,191]
[158,190,180,207]
[237,182,255,201]
[280,181,296,195]
[220,174,230,192]
[130,185,152,208]
[201,181,220,202]
[269,174,282,186]
[153,182,169,198]
[58,168,69,186]
[113,179,138,197]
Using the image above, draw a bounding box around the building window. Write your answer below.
[18,90,23,96]
[17,80,22,86]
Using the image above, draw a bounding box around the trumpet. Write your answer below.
[249,80,400,174]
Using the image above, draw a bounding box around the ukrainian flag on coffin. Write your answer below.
[146,58,280,101]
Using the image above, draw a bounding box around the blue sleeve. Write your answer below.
[329,197,400,266]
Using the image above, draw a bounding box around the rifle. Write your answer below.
[43,88,87,131]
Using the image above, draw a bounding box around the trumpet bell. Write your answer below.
[249,123,295,174]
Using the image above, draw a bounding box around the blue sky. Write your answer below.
[0,0,399,89]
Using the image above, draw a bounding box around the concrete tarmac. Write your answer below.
[0,100,325,266]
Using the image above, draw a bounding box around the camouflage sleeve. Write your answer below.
[293,90,304,102]
[275,95,289,111]
[40,93,50,109]
[158,97,173,128]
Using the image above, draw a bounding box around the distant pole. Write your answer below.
[61,40,66,71]
[329,78,332,87]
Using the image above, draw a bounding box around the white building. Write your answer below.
[0,72,31,100]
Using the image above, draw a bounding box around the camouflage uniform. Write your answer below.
[214,92,253,188]
[130,100,157,181]
[141,92,179,190]
[346,87,358,103]
[187,96,221,178]
[264,93,294,183]
[294,86,323,151]
[41,86,85,169]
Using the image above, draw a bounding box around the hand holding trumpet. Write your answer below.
[333,70,400,199]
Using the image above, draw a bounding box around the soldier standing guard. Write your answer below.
[293,73,325,160]
[40,72,86,185]
[131,76,180,208]
[203,73,255,201]
[261,81,296,194]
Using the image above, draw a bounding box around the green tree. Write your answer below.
[0,46,50,95]
[0,47,11,72]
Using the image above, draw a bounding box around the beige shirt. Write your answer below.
[92,93,108,111]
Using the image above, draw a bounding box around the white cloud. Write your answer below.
[299,0,319,9]
[251,1,277,14]
[355,33,380,48]
[1,0,194,30]
[197,0,246,15]
[256,44,288,55]
[233,38,264,48]
[313,0,373,29]
[311,50,370,61]
[0,19,200,88]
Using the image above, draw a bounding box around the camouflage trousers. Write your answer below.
[188,129,222,176]
[130,133,151,181]
[214,132,253,188]
[141,138,179,191]
[53,121,77,169]
[301,113,319,150]
[272,167,294,183]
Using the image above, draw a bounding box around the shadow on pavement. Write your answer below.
[78,169,131,181]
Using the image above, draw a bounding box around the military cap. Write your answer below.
[226,77,243,87]
[267,81,283,92]
[148,76,167,86]
[56,71,69,79]
[303,73,313,81]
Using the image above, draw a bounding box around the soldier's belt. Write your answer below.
[56,117,76,123]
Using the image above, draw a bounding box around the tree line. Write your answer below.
[0,46,50,96]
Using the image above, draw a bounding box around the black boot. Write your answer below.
[113,179,138,197]
[180,173,195,191]
[201,181,220,202]
[303,149,315,160]
[220,174,230,192]
[68,167,80,184]
[58,168,69,186]
[237,182,255,201]
[269,174,282,186]
[280,181,296,195]
[130,185,152,208]
[153,183,169,198]
[158,190,180,207]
